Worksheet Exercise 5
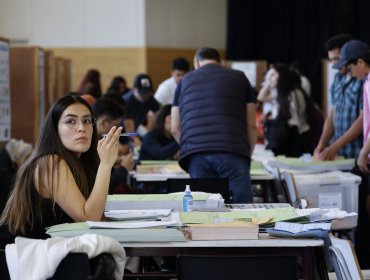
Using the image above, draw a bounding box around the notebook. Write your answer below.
[185,221,259,241]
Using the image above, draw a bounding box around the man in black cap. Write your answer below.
[123,74,160,138]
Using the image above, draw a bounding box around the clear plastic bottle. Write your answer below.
[182,185,193,212]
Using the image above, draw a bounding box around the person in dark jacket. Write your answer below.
[109,137,137,194]
[139,105,178,161]
[104,76,128,108]
[171,47,257,203]
[0,139,32,214]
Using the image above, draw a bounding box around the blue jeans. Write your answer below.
[188,152,252,203]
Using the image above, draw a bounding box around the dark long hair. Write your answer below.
[154,104,172,138]
[77,69,102,98]
[106,76,126,95]
[0,95,99,234]
[274,64,297,120]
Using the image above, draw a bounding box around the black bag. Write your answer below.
[264,118,292,152]
[90,253,116,280]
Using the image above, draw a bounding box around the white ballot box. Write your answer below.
[292,171,360,213]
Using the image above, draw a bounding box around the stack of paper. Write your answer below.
[274,221,331,233]
[226,203,292,210]
[134,161,189,181]
[105,209,172,221]
[251,144,275,164]
[180,207,307,225]
[185,221,259,240]
[296,208,358,230]
[46,222,186,242]
[266,156,355,172]
[266,221,331,238]
[105,193,225,211]
[136,164,184,174]
[87,220,180,229]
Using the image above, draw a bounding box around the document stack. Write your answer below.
[105,193,225,211]
[266,156,355,173]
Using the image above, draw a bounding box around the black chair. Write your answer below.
[0,250,91,280]
[177,255,298,280]
[166,178,232,203]
[50,253,91,280]
[0,249,10,280]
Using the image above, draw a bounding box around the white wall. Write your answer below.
[0,0,32,43]
[0,0,146,47]
[145,0,227,49]
[0,0,226,48]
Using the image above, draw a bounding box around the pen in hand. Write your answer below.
[102,132,138,138]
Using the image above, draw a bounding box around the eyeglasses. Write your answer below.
[60,116,96,129]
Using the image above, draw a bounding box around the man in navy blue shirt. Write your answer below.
[171,47,257,203]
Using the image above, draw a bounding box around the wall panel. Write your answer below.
[50,48,147,93]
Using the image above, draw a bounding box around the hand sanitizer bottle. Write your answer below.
[182,185,193,212]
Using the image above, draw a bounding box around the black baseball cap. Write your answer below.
[133,74,154,95]
[333,40,370,69]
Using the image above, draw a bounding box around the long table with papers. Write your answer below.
[46,204,349,279]
[133,160,278,202]
[134,160,275,181]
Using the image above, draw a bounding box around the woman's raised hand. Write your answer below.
[97,126,123,167]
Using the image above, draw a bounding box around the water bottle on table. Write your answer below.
[182,185,193,212]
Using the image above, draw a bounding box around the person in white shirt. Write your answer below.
[263,64,311,157]
[154,57,190,105]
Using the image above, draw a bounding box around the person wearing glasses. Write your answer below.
[0,94,122,248]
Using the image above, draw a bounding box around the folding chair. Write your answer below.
[329,235,364,280]
[280,171,302,207]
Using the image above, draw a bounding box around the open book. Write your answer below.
[185,222,258,240]
[329,234,363,280]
